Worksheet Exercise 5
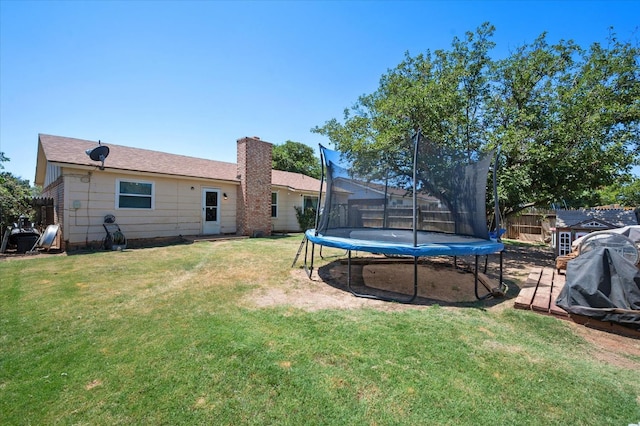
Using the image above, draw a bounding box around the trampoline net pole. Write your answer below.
[412,129,421,248]
[314,145,327,236]
[493,146,502,242]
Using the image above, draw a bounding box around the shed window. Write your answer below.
[583,221,607,228]
[117,179,154,209]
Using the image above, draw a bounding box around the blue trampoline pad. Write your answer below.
[305,228,504,257]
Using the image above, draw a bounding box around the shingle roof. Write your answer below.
[37,134,323,192]
[272,169,321,192]
[38,134,239,182]
[555,209,638,228]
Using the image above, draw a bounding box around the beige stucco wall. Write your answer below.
[60,167,238,246]
[271,188,318,232]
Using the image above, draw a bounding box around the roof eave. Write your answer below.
[272,184,323,193]
[52,162,241,184]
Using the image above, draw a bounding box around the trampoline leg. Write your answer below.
[411,256,418,302]
[346,251,418,304]
[292,235,308,267]
[347,250,352,289]
[499,250,504,292]
[474,255,491,300]
[474,256,479,299]
[303,238,315,279]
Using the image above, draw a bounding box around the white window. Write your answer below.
[303,196,318,210]
[558,231,572,256]
[117,179,154,209]
[271,192,278,218]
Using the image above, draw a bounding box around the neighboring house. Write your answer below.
[35,134,322,250]
[271,169,322,232]
[331,177,441,207]
[325,177,447,230]
[553,208,639,256]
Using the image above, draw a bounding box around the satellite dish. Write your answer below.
[85,141,110,169]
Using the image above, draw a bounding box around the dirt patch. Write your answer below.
[251,273,397,312]
[252,243,555,311]
[569,323,640,369]
[249,261,486,312]
[85,379,103,391]
[315,257,500,305]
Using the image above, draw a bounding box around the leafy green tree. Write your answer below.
[314,23,495,168]
[272,140,321,179]
[313,23,639,219]
[598,177,640,206]
[489,30,639,214]
[0,153,35,232]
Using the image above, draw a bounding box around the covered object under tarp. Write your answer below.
[555,247,640,330]
[571,225,640,251]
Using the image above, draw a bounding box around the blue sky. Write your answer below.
[1,0,638,183]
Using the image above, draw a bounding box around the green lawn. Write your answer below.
[1,236,639,425]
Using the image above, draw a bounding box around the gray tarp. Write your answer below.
[555,247,640,330]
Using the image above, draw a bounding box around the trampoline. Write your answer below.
[296,130,505,303]
[305,228,503,257]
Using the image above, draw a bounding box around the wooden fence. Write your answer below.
[354,204,556,242]
[504,208,555,242]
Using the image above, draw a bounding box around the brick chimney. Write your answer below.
[236,136,272,237]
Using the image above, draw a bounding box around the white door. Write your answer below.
[202,188,221,234]
[558,231,572,256]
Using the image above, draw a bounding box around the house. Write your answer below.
[553,208,639,256]
[35,134,322,250]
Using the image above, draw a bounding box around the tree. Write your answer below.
[598,177,640,206]
[488,30,639,214]
[272,140,321,179]
[313,23,639,218]
[0,152,35,232]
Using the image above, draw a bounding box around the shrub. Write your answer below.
[294,206,316,230]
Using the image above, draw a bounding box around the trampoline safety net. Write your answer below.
[316,137,495,240]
